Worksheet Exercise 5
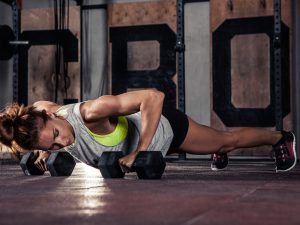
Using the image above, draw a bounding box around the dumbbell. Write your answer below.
[97,151,125,178]
[0,25,29,60]
[97,151,166,179]
[132,151,166,179]
[20,151,76,176]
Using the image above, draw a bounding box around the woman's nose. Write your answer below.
[57,137,69,147]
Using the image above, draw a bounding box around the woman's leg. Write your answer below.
[179,117,282,154]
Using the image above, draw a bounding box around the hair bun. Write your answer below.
[0,113,15,147]
[5,103,23,120]
[0,103,46,150]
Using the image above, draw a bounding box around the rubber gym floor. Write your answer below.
[0,159,300,225]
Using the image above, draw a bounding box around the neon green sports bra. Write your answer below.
[56,107,129,147]
[86,116,129,147]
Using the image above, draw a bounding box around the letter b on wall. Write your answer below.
[110,24,177,108]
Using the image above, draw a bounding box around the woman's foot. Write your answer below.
[273,131,297,172]
[211,153,228,171]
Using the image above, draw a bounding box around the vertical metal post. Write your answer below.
[176,0,186,160]
[273,0,283,131]
[12,0,20,103]
[80,3,83,102]
[292,0,300,157]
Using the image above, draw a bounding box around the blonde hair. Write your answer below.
[0,103,49,153]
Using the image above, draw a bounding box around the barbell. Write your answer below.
[0,25,29,60]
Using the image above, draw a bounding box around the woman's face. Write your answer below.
[36,117,75,151]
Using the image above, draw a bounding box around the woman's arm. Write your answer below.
[81,89,165,152]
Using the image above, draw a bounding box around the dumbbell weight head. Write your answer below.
[47,152,76,176]
[132,151,166,179]
[20,152,45,176]
[97,151,125,178]
[0,25,15,60]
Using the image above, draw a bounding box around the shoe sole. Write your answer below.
[211,166,228,171]
[211,158,229,171]
[276,132,297,173]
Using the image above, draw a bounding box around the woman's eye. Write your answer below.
[54,129,59,138]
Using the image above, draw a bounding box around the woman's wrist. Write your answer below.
[135,148,147,153]
[136,141,150,152]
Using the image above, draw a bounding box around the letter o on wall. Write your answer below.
[212,16,290,127]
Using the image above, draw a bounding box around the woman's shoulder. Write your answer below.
[33,101,61,113]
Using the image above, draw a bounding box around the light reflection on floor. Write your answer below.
[76,163,109,216]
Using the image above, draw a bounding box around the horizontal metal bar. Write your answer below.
[9,40,29,45]
[185,0,210,3]
[81,4,107,10]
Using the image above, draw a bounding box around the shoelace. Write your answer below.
[213,154,225,160]
[274,144,289,161]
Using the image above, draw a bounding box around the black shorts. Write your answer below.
[162,108,189,148]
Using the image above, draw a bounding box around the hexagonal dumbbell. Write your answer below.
[97,151,166,179]
[97,151,125,178]
[132,151,166,179]
[20,152,45,176]
[20,151,76,176]
[46,152,76,176]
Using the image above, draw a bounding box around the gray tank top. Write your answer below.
[58,103,174,168]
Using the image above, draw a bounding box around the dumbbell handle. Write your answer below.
[9,40,29,45]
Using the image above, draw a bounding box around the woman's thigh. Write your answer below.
[177,117,235,154]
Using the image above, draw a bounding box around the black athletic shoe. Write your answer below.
[273,131,297,172]
[211,153,228,171]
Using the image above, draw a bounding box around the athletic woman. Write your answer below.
[0,90,296,173]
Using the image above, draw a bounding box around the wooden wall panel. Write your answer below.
[211,0,292,156]
[21,7,80,105]
[108,0,176,31]
[231,34,270,108]
[108,0,177,108]
[211,0,291,28]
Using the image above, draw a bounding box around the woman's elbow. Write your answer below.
[157,90,165,103]
[148,90,165,104]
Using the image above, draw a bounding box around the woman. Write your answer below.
[0,90,297,173]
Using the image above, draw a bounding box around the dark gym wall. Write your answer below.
[0,1,13,158]
[292,0,300,158]
[0,0,300,158]
[0,2,13,109]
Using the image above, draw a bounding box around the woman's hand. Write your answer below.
[34,150,51,171]
[119,151,139,173]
